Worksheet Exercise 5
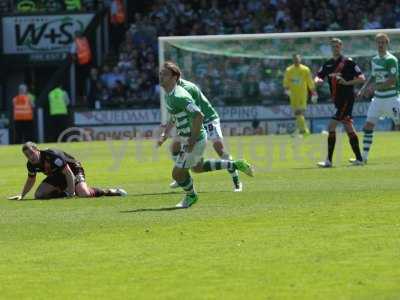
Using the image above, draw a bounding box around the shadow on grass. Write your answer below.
[7,198,68,202]
[121,206,185,213]
[293,162,380,170]
[291,166,337,170]
[291,166,322,170]
[120,191,189,213]
[128,191,181,197]
[120,190,231,213]
[128,190,230,197]
[7,191,182,202]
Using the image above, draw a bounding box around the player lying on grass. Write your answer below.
[159,61,254,208]
[8,142,127,200]
[157,62,242,192]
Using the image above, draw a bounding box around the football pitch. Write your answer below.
[1,133,400,299]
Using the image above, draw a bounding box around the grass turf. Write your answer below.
[0,133,400,299]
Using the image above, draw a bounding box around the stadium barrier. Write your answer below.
[70,102,394,141]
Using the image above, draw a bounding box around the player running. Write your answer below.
[158,61,254,208]
[158,63,242,192]
[8,142,127,200]
[315,38,366,168]
[351,33,400,163]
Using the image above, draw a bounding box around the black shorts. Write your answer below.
[42,167,86,190]
[332,99,354,123]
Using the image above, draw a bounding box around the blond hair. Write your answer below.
[375,33,390,44]
[330,38,342,45]
[22,141,38,152]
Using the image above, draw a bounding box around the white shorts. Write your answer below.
[366,97,400,125]
[175,137,207,169]
[204,118,223,142]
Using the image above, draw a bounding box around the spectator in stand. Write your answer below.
[363,12,382,29]
[64,0,81,11]
[243,73,261,104]
[85,67,101,109]
[48,84,70,142]
[205,62,221,84]
[137,73,154,105]
[117,52,133,72]
[110,0,126,54]
[13,0,102,13]
[16,0,38,12]
[126,69,139,88]
[0,0,11,13]
[82,0,98,11]
[100,83,111,107]
[275,3,291,27]
[396,0,400,27]
[12,84,35,144]
[110,80,126,107]
[85,0,398,109]
[259,77,270,99]
[100,65,112,87]
[101,66,125,90]
[89,81,104,109]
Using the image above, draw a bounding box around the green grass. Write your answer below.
[1,133,400,299]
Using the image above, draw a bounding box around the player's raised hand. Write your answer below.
[64,191,75,198]
[284,89,290,97]
[357,87,366,99]
[314,76,324,86]
[8,195,22,201]
[336,75,347,85]
[311,91,318,103]
[187,137,196,153]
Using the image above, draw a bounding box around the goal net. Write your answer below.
[158,29,400,124]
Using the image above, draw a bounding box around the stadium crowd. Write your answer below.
[88,0,400,109]
[0,0,104,13]
[2,0,400,108]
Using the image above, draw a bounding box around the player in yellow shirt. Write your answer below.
[283,54,318,135]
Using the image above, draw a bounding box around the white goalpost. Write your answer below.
[158,28,400,124]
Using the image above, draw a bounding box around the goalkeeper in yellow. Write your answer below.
[283,54,318,135]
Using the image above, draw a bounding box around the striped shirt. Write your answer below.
[371,52,399,100]
[166,85,206,140]
[178,78,219,123]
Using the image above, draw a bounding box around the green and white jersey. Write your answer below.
[371,52,399,100]
[166,85,206,140]
[178,78,219,123]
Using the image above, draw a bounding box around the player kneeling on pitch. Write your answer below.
[8,142,127,200]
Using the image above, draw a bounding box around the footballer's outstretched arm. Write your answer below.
[9,175,36,200]
[337,74,366,86]
[188,111,204,152]
[22,176,36,199]
[357,75,374,98]
[157,120,174,147]
[62,165,76,197]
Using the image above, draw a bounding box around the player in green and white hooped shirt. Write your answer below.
[159,76,242,192]
[355,33,400,163]
[158,61,254,208]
